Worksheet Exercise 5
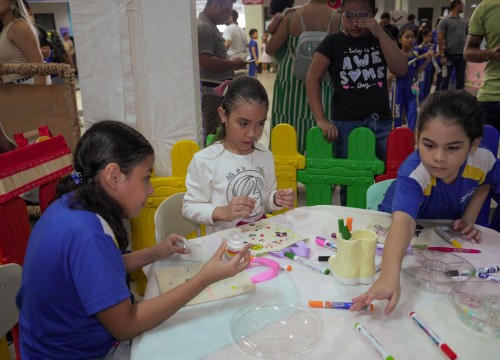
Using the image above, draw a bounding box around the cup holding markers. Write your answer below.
[329,230,377,285]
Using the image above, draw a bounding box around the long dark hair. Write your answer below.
[57,121,154,250]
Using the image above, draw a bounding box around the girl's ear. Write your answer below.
[469,137,481,155]
[101,163,122,189]
[218,106,227,124]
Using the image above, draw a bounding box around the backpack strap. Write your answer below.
[296,9,307,32]
[327,9,342,33]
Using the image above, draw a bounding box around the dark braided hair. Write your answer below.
[57,120,154,250]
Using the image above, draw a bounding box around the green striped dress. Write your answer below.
[271,35,333,154]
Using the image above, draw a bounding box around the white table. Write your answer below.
[131,206,500,360]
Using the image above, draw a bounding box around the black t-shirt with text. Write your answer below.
[316,32,391,121]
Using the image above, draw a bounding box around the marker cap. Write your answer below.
[315,237,326,247]
[284,252,294,260]
[450,240,462,248]
[440,344,457,360]
[309,300,324,308]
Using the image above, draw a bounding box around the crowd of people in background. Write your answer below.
[0,0,78,86]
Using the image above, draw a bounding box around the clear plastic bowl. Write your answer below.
[230,303,322,358]
[402,251,473,293]
[448,281,500,339]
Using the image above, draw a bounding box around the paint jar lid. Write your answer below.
[402,251,473,294]
[230,303,322,358]
[448,281,500,338]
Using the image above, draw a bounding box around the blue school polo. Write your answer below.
[380,148,500,221]
[16,193,130,359]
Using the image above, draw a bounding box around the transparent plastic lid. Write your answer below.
[402,251,474,293]
[230,303,322,358]
[449,281,500,339]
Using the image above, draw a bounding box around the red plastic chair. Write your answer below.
[375,127,415,182]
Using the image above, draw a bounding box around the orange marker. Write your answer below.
[308,300,374,312]
[346,217,353,231]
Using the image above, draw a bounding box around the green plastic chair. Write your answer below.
[366,179,395,211]
[297,127,385,208]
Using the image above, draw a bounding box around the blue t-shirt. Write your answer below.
[249,38,258,60]
[380,148,500,221]
[16,193,131,359]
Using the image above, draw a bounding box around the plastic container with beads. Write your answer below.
[224,230,244,261]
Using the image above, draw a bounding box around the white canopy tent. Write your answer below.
[70,0,202,176]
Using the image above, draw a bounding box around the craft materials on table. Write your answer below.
[284,252,330,275]
[338,218,352,240]
[376,242,413,256]
[224,230,244,260]
[413,245,480,254]
[402,251,474,294]
[216,219,308,257]
[315,236,337,250]
[309,301,374,312]
[446,265,500,277]
[434,226,462,248]
[355,323,395,360]
[156,263,255,306]
[475,272,500,284]
[409,312,457,360]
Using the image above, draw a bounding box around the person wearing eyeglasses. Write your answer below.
[306,0,407,205]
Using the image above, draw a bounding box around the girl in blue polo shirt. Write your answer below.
[352,90,500,316]
[16,121,251,359]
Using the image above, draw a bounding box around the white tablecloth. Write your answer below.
[131,206,500,360]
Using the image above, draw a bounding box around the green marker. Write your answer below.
[284,252,330,275]
[338,218,345,233]
[343,226,352,240]
[355,322,395,360]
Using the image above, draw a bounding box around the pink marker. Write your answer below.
[315,236,337,251]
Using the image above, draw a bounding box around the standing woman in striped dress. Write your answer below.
[266,0,341,154]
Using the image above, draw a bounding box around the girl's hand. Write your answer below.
[274,188,295,209]
[351,275,401,316]
[198,241,251,285]
[352,17,381,35]
[223,196,256,221]
[154,234,190,260]
[317,118,338,142]
[452,219,482,243]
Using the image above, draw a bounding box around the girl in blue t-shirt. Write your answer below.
[17,121,251,358]
[352,90,500,316]
[390,27,431,130]
[415,28,436,104]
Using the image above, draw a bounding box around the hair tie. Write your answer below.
[70,170,83,185]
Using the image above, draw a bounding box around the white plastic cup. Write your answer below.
[224,230,244,261]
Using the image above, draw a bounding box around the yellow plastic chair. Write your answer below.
[0,263,22,360]
[366,179,395,211]
[154,192,201,242]
[271,124,305,214]
[130,140,200,294]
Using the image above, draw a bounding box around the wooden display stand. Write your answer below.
[0,63,80,150]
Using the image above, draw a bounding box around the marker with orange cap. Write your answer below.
[309,301,374,312]
[346,217,353,231]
